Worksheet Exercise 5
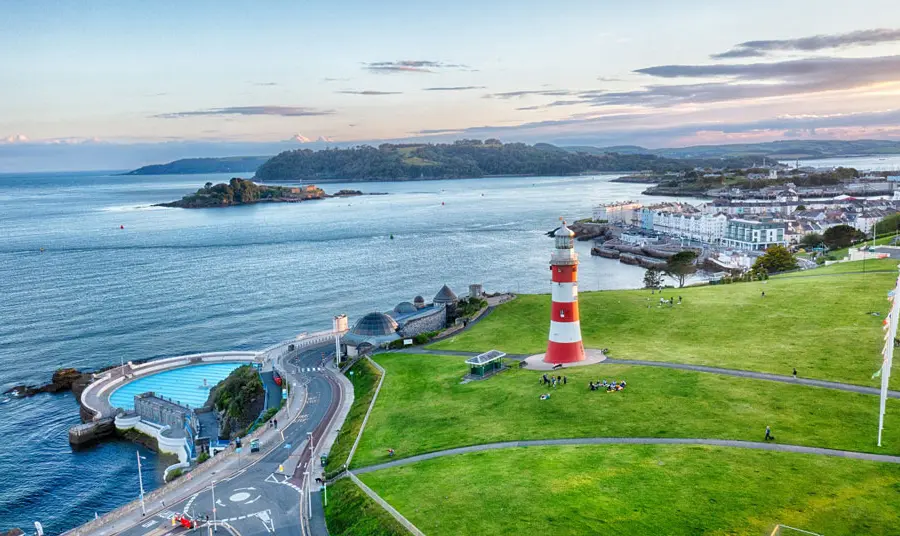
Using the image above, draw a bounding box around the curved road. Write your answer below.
[88,345,341,536]
[353,437,900,475]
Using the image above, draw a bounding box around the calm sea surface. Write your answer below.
[0,170,674,532]
[0,153,889,532]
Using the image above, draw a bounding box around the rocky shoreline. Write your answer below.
[4,368,89,399]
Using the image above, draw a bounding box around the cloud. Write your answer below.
[253,82,279,86]
[336,90,402,95]
[317,135,334,142]
[596,77,623,82]
[712,28,900,59]
[3,134,29,143]
[153,106,335,118]
[485,89,582,99]
[322,77,351,82]
[363,60,472,74]
[288,134,311,143]
[422,86,486,91]
[573,55,900,108]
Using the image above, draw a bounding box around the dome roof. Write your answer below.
[413,295,425,305]
[351,312,399,336]
[393,301,418,314]
[555,221,575,238]
[433,284,458,304]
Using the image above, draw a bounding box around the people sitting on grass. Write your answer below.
[590,379,627,392]
[540,393,551,400]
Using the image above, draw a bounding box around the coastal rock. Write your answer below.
[3,368,88,398]
[2,528,25,536]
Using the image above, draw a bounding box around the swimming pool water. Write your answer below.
[108,362,250,410]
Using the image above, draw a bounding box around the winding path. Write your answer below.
[353,437,900,475]
[409,348,900,399]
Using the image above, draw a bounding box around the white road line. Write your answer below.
[183,492,199,514]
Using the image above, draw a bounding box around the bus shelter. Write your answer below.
[465,350,507,379]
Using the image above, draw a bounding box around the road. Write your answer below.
[111,345,341,536]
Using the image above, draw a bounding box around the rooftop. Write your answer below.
[465,350,506,365]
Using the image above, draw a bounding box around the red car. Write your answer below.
[173,514,197,529]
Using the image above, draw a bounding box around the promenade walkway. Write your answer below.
[353,437,900,475]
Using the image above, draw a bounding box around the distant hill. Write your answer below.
[126,156,271,175]
[564,140,900,160]
[253,140,755,182]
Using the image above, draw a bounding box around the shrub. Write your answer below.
[197,452,210,464]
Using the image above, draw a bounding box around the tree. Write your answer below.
[204,181,213,191]
[799,232,824,249]
[823,224,865,249]
[664,251,698,288]
[643,268,662,289]
[752,245,798,273]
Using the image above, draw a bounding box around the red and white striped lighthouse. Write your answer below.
[544,221,585,364]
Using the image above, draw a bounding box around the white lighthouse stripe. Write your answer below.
[551,283,578,303]
[549,320,583,343]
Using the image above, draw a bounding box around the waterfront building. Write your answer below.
[545,221,585,364]
[341,285,459,356]
[722,219,786,251]
[593,200,642,224]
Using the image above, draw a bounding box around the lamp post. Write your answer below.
[211,479,217,531]
[136,451,146,516]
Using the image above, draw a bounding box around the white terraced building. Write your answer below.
[722,219,787,251]
[592,200,642,224]
[651,212,728,244]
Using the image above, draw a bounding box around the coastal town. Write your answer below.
[585,162,900,275]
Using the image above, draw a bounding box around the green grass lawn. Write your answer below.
[351,353,900,468]
[777,257,898,277]
[324,478,406,536]
[431,269,893,385]
[361,444,900,536]
[325,358,382,474]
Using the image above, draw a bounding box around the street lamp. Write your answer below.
[136,451,146,516]
[211,479,217,532]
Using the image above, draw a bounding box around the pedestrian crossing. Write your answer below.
[301,367,324,372]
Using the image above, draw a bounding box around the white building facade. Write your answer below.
[722,219,787,251]
[593,201,642,224]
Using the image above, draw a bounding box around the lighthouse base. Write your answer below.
[544,340,586,364]
[525,349,605,370]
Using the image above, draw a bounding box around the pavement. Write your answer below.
[78,345,345,536]
[353,437,900,475]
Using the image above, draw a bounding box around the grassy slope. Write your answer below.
[351,354,900,468]
[324,478,406,536]
[326,358,382,473]
[431,268,893,385]
[361,444,900,536]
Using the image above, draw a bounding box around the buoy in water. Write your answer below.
[441,202,445,206]
[390,234,394,240]
[119,225,124,229]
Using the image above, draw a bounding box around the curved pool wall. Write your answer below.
[109,362,251,411]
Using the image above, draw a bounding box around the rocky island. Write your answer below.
[156,178,372,208]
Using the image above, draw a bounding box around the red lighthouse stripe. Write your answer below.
[545,340,585,364]
[551,301,579,322]
[551,265,577,283]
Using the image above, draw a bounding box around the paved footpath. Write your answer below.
[409,348,900,399]
[353,437,900,475]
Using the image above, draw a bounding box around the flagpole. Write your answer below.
[877,267,900,447]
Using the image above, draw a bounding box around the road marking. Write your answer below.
[233,486,256,491]
[141,520,157,528]
[156,511,176,519]
[229,492,251,502]
[216,499,226,507]
[183,492,199,514]
[246,494,262,504]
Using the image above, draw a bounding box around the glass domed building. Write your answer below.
[349,312,399,337]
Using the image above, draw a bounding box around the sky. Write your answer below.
[2,0,900,171]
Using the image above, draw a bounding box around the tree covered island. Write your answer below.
[156,177,368,208]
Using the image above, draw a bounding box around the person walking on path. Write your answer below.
[563,376,567,385]
[792,368,797,379]
[765,425,773,441]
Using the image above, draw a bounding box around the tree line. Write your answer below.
[253,140,757,182]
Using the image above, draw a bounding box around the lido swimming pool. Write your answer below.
[108,362,251,411]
